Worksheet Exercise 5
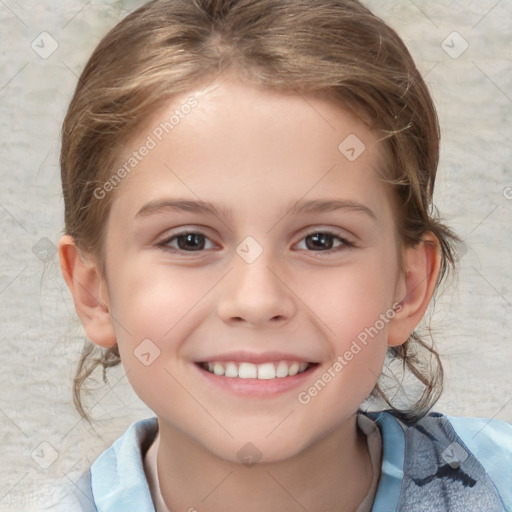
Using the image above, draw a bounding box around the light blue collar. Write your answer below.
[91,417,158,512]
[368,411,405,512]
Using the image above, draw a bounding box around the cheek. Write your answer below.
[299,252,399,341]
[106,263,209,414]
[108,260,219,343]
[293,259,395,438]
[105,261,227,403]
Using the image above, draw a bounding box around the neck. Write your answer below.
[154,414,374,512]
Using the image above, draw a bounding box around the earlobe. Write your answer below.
[58,235,117,348]
[387,232,441,347]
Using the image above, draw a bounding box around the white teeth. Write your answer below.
[288,362,299,376]
[257,362,276,380]
[213,362,225,376]
[238,362,257,379]
[203,360,311,379]
[276,361,289,378]
[225,362,238,377]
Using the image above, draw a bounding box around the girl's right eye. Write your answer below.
[158,231,215,252]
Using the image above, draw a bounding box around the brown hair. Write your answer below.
[61,0,461,422]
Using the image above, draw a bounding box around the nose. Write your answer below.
[217,252,297,329]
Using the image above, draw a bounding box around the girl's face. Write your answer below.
[100,77,406,462]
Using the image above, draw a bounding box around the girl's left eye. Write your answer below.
[295,231,354,253]
[158,230,353,254]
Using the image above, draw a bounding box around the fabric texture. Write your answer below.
[70,410,512,511]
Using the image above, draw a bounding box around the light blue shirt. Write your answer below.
[73,410,512,511]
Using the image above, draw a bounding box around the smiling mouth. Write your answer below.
[198,361,316,380]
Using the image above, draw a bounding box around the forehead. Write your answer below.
[108,77,392,224]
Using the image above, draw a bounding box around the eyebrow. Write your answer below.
[135,198,376,222]
[136,199,233,220]
[289,199,376,221]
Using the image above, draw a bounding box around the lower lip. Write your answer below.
[195,363,319,397]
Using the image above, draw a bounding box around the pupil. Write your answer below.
[308,233,333,250]
[179,233,204,250]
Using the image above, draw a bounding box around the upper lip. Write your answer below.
[196,351,317,364]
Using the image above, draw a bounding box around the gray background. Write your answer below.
[1,1,511,510]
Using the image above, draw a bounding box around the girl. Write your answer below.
[58,0,512,510]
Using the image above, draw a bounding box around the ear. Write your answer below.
[387,232,441,347]
[58,234,117,348]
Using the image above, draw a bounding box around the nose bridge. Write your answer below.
[217,240,297,327]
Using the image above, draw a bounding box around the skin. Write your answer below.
[60,75,440,512]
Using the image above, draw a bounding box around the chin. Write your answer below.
[212,435,309,466]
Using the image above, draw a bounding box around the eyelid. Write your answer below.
[301,226,354,239]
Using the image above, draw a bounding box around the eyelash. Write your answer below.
[157,229,355,255]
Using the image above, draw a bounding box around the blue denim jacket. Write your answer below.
[72,410,512,511]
